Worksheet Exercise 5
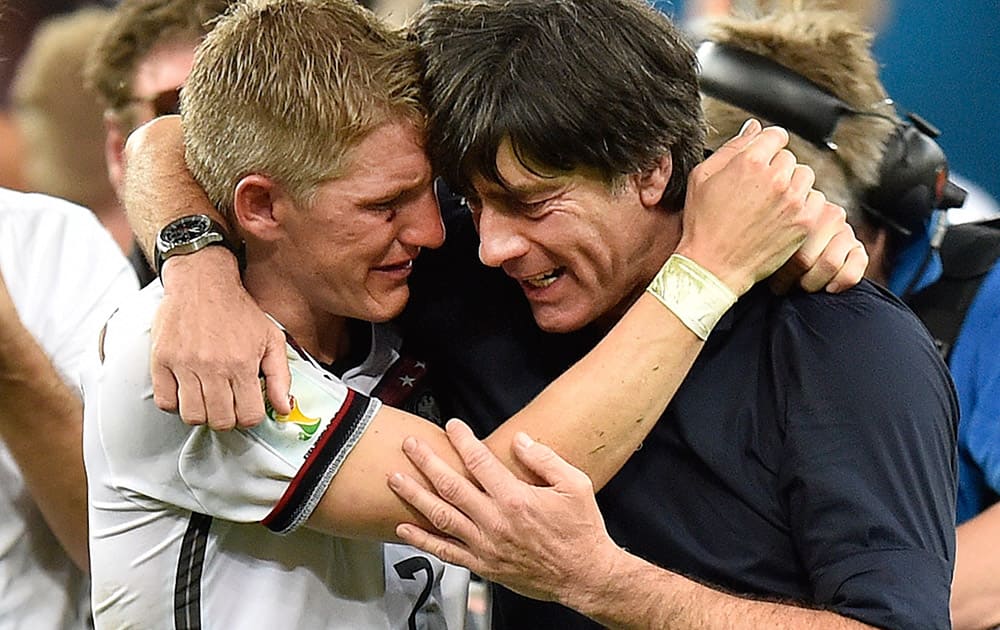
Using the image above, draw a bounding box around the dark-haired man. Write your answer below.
[391,1,954,628]
[117,0,953,629]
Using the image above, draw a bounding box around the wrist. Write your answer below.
[560,541,644,623]
[672,239,751,296]
[646,253,738,340]
[160,245,242,293]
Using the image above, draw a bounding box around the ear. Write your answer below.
[103,113,127,196]
[233,174,288,241]
[634,152,673,209]
[865,224,892,285]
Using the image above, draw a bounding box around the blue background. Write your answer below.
[654,1,1000,200]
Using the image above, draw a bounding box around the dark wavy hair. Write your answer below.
[410,0,706,210]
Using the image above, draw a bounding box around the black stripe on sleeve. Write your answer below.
[262,390,376,534]
[174,512,212,630]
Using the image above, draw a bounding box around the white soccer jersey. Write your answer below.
[0,188,139,629]
[85,284,469,630]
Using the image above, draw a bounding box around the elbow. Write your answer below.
[950,591,1000,630]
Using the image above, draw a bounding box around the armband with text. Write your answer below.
[645,254,738,340]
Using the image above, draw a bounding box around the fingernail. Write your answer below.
[402,436,417,452]
[514,432,534,448]
[388,472,404,488]
[826,282,840,293]
[740,119,759,136]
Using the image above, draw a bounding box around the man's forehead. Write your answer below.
[132,38,196,93]
[470,138,563,197]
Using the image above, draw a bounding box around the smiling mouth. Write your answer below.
[521,268,563,289]
[376,260,414,272]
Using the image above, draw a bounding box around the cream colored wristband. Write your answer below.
[645,254,738,340]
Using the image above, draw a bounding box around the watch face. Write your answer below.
[162,214,212,247]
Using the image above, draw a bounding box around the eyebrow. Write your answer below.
[359,179,430,206]
[490,172,564,199]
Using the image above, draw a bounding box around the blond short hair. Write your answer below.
[181,0,425,216]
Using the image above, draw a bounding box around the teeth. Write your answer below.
[524,270,559,288]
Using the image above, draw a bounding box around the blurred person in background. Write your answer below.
[0,188,136,628]
[85,0,232,286]
[12,7,129,253]
[0,0,116,189]
[0,5,137,628]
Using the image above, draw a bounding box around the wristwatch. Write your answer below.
[154,214,243,276]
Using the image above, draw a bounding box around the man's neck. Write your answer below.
[592,210,683,332]
[243,264,349,365]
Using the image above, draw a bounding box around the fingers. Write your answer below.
[795,194,840,267]
[787,163,816,200]
[232,374,266,429]
[827,242,869,293]
[174,369,208,426]
[201,374,238,432]
[511,433,593,493]
[399,430,497,525]
[173,371,238,431]
[389,461,481,543]
[695,118,763,179]
[150,360,180,413]
[391,433,492,543]
[742,126,792,172]
[694,121,793,186]
[786,200,861,293]
[395,522,479,571]
[261,325,292,417]
[800,225,868,293]
[769,191,835,295]
[444,419,519,494]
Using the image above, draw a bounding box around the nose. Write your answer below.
[400,187,446,249]
[476,205,530,268]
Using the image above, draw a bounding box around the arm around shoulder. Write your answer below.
[121,116,229,258]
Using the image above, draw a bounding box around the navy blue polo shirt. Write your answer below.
[402,207,958,630]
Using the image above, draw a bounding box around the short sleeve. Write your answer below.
[774,288,957,630]
[93,287,380,534]
[0,192,139,389]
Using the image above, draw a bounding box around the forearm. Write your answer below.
[484,293,701,489]
[570,544,875,630]
[317,293,702,539]
[318,259,716,537]
[952,502,1000,630]
[0,321,89,571]
[121,116,229,259]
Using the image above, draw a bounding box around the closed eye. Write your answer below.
[516,198,553,219]
[366,201,398,220]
